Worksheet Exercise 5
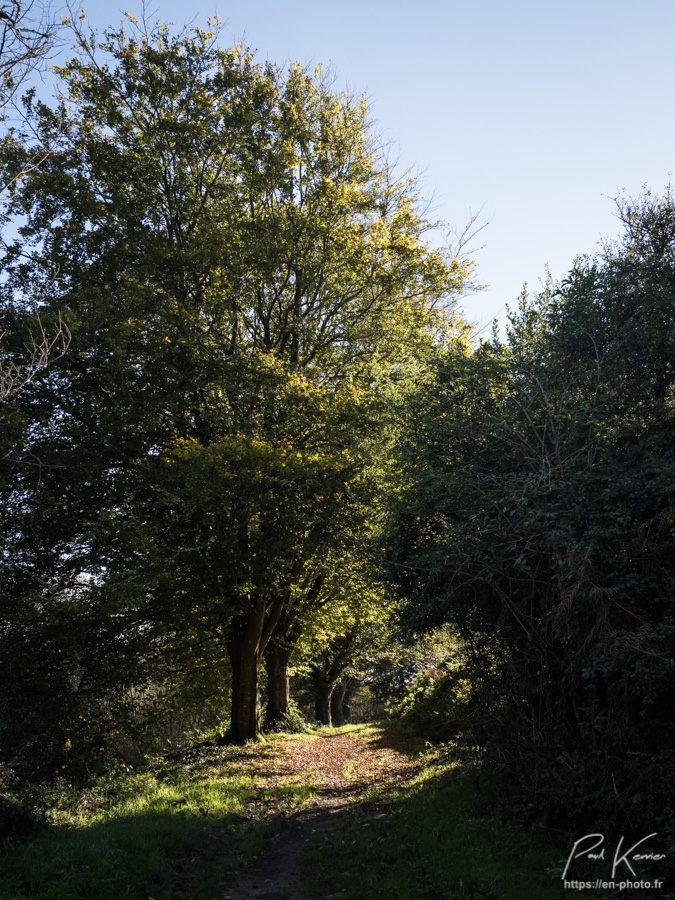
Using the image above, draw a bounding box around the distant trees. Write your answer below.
[387,189,675,832]
[0,11,470,774]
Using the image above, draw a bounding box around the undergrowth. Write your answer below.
[0,732,314,900]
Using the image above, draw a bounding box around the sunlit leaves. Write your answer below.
[0,13,474,749]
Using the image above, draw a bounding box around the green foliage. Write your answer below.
[391,661,475,743]
[262,699,309,735]
[0,9,470,774]
[366,623,460,708]
[387,188,675,838]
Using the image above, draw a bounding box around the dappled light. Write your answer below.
[1,4,672,898]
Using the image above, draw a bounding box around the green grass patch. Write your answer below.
[0,741,316,900]
[302,755,567,900]
[1,776,245,899]
[0,727,578,899]
[321,723,383,736]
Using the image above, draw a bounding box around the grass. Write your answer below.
[302,750,568,900]
[0,738,314,900]
[0,726,580,899]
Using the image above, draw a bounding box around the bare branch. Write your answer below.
[0,312,70,402]
[0,0,59,112]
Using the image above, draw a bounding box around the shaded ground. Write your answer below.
[0,726,580,899]
[217,727,422,900]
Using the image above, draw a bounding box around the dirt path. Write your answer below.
[219,728,421,900]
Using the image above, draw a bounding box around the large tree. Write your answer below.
[0,14,470,752]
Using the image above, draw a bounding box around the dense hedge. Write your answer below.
[387,190,675,848]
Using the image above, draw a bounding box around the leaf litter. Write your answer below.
[216,726,423,900]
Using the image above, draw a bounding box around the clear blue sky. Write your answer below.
[67,0,675,334]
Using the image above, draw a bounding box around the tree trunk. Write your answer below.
[264,638,293,728]
[330,680,348,727]
[342,678,355,724]
[228,637,262,743]
[314,681,333,726]
[225,590,287,743]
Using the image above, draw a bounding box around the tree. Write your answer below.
[387,188,675,833]
[1,0,57,112]
[259,368,407,730]
[0,1,68,403]
[284,551,393,726]
[0,13,471,756]
[0,4,74,778]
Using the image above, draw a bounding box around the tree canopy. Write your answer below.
[0,13,470,764]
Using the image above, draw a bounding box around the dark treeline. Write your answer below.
[1,4,673,856]
[387,190,675,842]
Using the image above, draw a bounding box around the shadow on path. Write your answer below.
[219,792,354,900]
[215,727,423,899]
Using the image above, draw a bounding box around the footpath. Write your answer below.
[216,726,422,900]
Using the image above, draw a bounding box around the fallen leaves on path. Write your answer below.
[244,728,422,795]
[217,728,424,900]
